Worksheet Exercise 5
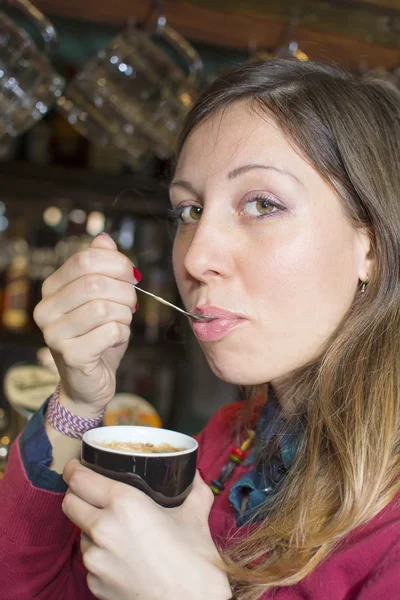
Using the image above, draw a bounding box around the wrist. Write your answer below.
[46,384,105,440]
[58,384,107,420]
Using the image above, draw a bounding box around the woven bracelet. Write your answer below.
[47,384,105,440]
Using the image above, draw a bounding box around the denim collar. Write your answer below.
[229,387,300,527]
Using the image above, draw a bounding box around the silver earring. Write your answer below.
[360,277,369,293]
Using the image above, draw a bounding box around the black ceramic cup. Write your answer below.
[81,425,198,507]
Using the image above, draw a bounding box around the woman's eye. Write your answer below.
[243,196,279,218]
[178,205,203,223]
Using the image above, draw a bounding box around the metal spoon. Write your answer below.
[132,285,217,322]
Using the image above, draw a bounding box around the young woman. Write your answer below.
[1,59,399,600]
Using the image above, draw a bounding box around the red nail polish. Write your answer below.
[133,267,142,283]
[198,468,206,482]
[135,301,139,311]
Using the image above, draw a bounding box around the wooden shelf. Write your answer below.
[34,0,400,69]
[0,161,170,217]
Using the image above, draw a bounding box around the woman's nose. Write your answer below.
[181,220,235,283]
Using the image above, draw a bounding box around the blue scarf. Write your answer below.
[229,387,300,527]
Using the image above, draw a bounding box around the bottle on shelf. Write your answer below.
[143,266,175,344]
[0,135,20,163]
[28,204,67,315]
[24,117,52,166]
[0,218,10,323]
[2,221,31,333]
[49,66,89,169]
[49,109,89,168]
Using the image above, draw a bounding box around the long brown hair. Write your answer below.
[174,60,400,598]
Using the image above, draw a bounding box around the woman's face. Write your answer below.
[170,102,371,385]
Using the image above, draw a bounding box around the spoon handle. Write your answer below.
[132,284,193,319]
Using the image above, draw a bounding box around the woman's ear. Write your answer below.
[357,228,375,282]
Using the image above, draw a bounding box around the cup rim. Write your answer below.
[82,425,198,458]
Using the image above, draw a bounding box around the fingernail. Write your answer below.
[98,231,110,236]
[135,301,139,311]
[198,468,206,482]
[133,266,142,283]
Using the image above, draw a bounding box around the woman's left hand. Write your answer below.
[62,460,232,600]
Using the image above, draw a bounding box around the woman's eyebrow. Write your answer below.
[169,180,201,199]
[169,163,303,196]
[227,163,303,186]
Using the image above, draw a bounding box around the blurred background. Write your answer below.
[0,0,399,471]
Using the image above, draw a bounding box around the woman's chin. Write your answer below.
[204,354,268,387]
[202,346,297,387]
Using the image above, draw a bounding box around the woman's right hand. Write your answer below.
[33,233,140,417]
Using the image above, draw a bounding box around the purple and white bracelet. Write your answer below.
[47,384,105,440]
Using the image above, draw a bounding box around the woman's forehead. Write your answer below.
[175,104,313,185]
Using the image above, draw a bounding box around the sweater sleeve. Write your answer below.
[0,401,242,600]
[0,435,95,600]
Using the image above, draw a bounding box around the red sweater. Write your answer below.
[1,401,400,600]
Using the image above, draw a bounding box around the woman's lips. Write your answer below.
[191,306,247,342]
